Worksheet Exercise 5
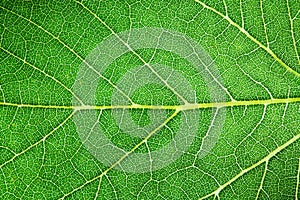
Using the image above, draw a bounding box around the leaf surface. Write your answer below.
[0,0,300,199]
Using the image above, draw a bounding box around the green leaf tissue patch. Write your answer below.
[0,0,299,199]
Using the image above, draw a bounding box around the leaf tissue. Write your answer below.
[0,0,299,199]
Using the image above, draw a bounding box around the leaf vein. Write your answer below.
[0,46,84,105]
[57,109,180,199]
[194,0,300,78]
[199,132,300,199]
[286,0,300,65]
[0,5,135,105]
[0,111,76,169]
[73,0,190,104]
[1,97,299,110]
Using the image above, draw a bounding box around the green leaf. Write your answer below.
[0,0,300,199]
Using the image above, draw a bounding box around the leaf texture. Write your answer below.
[0,0,300,199]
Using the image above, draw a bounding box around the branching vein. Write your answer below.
[0,46,84,105]
[57,109,180,199]
[255,160,268,200]
[0,2,299,199]
[260,0,270,48]
[0,5,134,105]
[0,111,76,169]
[194,0,300,78]
[286,0,300,65]
[73,0,189,104]
[199,132,300,199]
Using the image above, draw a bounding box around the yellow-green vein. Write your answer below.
[0,97,299,110]
[73,0,190,104]
[0,5,134,105]
[194,0,300,78]
[0,46,84,105]
[0,111,76,169]
[286,0,300,65]
[199,132,300,199]
[57,109,181,199]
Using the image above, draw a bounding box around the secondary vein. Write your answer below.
[194,0,300,78]
[57,109,180,200]
[199,132,300,199]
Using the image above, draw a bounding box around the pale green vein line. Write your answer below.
[0,84,5,102]
[0,111,76,169]
[0,46,84,105]
[255,160,268,200]
[199,132,300,200]
[287,0,300,65]
[194,0,300,78]
[0,101,78,110]
[0,146,15,155]
[296,158,300,200]
[0,5,134,105]
[239,0,245,28]
[235,61,274,99]
[1,97,300,110]
[94,176,103,200]
[260,0,269,48]
[73,0,189,104]
[222,0,228,17]
[58,109,180,200]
